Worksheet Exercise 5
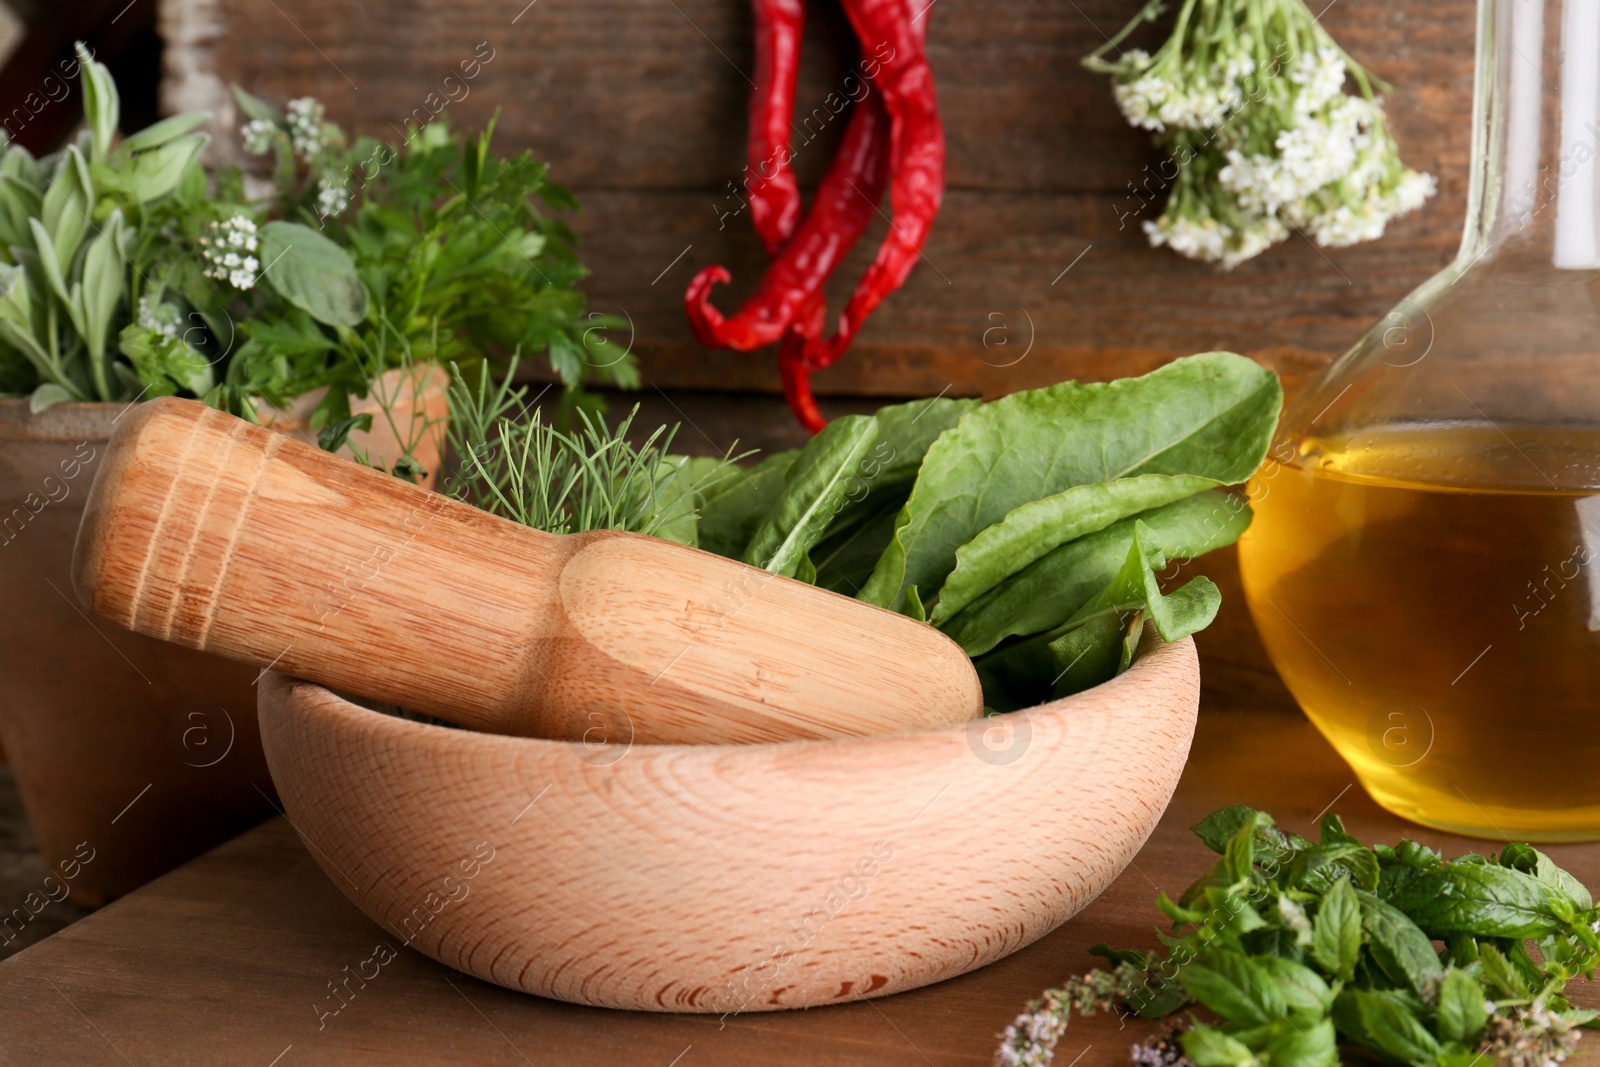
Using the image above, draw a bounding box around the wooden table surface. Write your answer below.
[3,700,1598,1067]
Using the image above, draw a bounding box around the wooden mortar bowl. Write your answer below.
[258,636,1199,1014]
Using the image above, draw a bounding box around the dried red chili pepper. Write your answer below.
[685,94,890,351]
[748,0,806,254]
[807,0,944,371]
[779,291,828,432]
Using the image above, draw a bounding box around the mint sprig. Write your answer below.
[996,808,1600,1067]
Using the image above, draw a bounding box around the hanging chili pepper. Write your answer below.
[684,91,891,351]
[779,291,828,432]
[748,0,806,255]
[807,0,944,372]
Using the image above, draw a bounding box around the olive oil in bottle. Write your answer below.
[1239,424,1600,840]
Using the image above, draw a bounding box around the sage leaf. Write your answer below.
[939,490,1251,656]
[231,84,283,125]
[258,220,370,327]
[859,351,1280,613]
[932,471,1220,622]
[742,415,881,579]
[26,218,72,312]
[1310,876,1360,981]
[80,210,127,359]
[96,133,208,204]
[75,44,119,161]
[27,382,74,412]
[697,451,796,559]
[1435,968,1488,1047]
[41,145,92,266]
[1357,891,1443,994]
[116,112,211,156]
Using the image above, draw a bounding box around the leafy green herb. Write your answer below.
[995,808,1600,1067]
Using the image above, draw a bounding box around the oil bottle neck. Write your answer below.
[1466,0,1600,267]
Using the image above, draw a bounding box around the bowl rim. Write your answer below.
[261,631,1197,756]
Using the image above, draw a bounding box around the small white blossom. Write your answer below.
[200,215,261,290]
[136,293,181,339]
[1291,46,1348,116]
[286,97,326,158]
[316,179,351,218]
[240,118,277,155]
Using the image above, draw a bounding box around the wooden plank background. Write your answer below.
[158,0,1473,401]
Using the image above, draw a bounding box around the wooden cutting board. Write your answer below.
[4,697,1599,1065]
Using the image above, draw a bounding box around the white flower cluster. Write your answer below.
[240,118,277,156]
[136,293,183,339]
[286,97,326,158]
[199,215,261,290]
[316,179,351,218]
[1095,0,1435,266]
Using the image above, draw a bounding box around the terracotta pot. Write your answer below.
[0,367,449,908]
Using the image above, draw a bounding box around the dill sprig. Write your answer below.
[445,361,693,538]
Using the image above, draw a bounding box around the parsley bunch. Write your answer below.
[997,807,1600,1067]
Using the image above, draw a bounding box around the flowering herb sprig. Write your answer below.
[996,806,1600,1067]
[1085,0,1435,267]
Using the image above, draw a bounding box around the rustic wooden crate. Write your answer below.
[158,0,1471,400]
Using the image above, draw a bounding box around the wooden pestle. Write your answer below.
[71,398,984,744]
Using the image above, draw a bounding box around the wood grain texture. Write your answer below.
[162,0,1473,397]
[0,398,278,908]
[255,635,1198,1013]
[8,692,1600,1064]
[73,397,983,744]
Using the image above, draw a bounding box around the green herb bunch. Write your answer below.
[231,89,636,418]
[996,807,1600,1067]
[445,360,722,543]
[694,351,1282,705]
[0,44,629,434]
[0,44,221,409]
[447,352,1281,707]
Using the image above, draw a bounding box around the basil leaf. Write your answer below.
[1178,954,1281,1027]
[696,451,796,559]
[1332,988,1442,1065]
[1311,876,1361,981]
[1435,967,1488,1047]
[1382,862,1564,939]
[1260,1016,1338,1067]
[742,414,880,579]
[1181,1023,1258,1067]
[1292,842,1380,893]
[1499,842,1593,912]
[258,220,369,327]
[939,489,1250,656]
[859,351,1281,612]
[1358,891,1443,994]
[1256,955,1333,1016]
